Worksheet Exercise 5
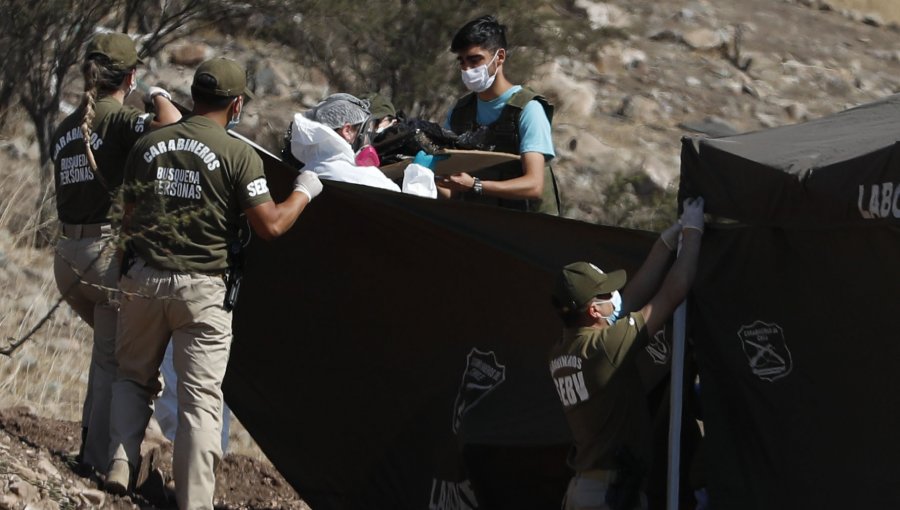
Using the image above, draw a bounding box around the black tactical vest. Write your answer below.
[448,87,560,215]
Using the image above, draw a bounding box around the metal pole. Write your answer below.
[666,279,688,509]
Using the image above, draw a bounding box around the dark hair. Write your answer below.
[450,15,507,53]
[555,297,600,328]
[191,89,238,110]
[553,305,579,328]
[80,55,132,174]
[191,73,239,109]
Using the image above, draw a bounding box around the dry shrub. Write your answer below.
[558,165,677,230]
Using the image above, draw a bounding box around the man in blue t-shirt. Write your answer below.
[441,15,560,215]
[441,17,568,510]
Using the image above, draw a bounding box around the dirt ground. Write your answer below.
[0,407,310,509]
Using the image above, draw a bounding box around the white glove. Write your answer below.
[659,221,681,251]
[294,170,323,202]
[144,86,171,104]
[402,164,438,198]
[680,197,705,233]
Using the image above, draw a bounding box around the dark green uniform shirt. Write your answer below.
[548,312,651,472]
[123,115,272,273]
[51,97,153,224]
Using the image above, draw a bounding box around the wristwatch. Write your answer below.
[472,177,483,195]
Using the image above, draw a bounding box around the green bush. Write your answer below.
[246,0,611,119]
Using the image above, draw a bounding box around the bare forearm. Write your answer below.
[658,229,702,304]
[268,192,310,238]
[480,174,543,200]
[639,197,705,334]
[151,98,182,127]
[484,151,545,200]
[247,192,310,241]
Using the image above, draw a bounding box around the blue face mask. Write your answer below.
[226,108,241,131]
[226,98,242,131]
[596,290,623,325]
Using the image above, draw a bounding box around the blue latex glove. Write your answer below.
[412,150,448,170]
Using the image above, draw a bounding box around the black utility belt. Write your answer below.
[126,254,228,278]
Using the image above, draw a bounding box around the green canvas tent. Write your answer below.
[680,94,900,509]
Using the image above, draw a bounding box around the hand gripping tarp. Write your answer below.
[680,94,900,510]
[223,159,658,509]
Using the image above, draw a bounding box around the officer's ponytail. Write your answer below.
[79,56,131,178]
[80,59,102,173]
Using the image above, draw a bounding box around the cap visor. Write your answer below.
[596,269,626,295]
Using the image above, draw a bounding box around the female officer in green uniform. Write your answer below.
[549,198,705,510]
[50,32,180,473]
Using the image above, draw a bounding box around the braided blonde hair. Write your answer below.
[79,56,132,182]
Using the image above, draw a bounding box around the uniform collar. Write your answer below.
[183,114,225,130]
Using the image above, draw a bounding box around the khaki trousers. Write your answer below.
[109,258,231,510]
[53,225,118,471]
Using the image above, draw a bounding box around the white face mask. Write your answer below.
[594,290,623,325]
[460,51,500,93]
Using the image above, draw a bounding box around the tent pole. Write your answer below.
[666,284,688,509]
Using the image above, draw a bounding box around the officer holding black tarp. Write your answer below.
[104,57,322,510]
[549,198,705,510]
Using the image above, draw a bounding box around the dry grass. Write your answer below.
[0,242,91,419]
[0,122,266,460]
[0,126,94,420]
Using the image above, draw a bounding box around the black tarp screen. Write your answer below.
[223,170,659,508]
[681,94,900,509]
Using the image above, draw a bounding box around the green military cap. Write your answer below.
[553,261,626,313]
[365,93,396,122]
[192,57,254,99]
[85,33,143,71]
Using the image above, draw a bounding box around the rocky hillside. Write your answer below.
[8,0,900,229]
[93,0,900,229]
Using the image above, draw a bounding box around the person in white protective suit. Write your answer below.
[288,93,437,198]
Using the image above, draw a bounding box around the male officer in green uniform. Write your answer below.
[105,57,322,510]
[439,15,560,215]
[549,198,705,510]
